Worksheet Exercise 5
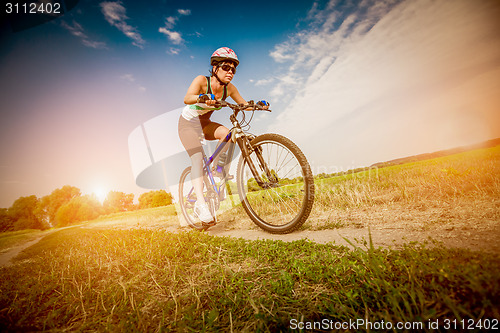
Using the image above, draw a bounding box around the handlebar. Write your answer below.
[214,100,272,114]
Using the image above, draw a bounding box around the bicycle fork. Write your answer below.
[236,133,278,188]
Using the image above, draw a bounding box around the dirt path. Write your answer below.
[205,200,500,254]
[0,229,67,268]
[2,205,498,267]
[0,234,49,267]
[202,198,500,255]
[73,202,500,255]
[206,223,500,254]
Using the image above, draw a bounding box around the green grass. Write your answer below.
[0,228,498,332]
[93,205,178,222]
[85,205,179,230]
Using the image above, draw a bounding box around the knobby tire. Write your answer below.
[236,133,315,234]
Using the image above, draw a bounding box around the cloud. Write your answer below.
[120,74,147,92]
[120,74,135,82]
[168,47,181,55]
[178,9,191,16]
[158,8,191,46]
[254,78,275,86]
[269,73,301,99]
[269,0,399,101]
[100,1,145,48]
[61,20,107,49]
[164,16,177,29]
[159,27,183,45]
[268,0,500,168]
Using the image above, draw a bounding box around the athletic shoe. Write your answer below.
[194,201,213,223]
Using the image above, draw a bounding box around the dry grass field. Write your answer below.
[0,145,498,331]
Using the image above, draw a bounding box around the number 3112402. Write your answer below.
[6,2,62,14]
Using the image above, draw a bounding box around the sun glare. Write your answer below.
[94,188,107,203]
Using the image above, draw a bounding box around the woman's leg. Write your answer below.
[204,123,230,168]
[189,152,205,203]
[214,124,230,141]
[178,117,213,221]
[189,152,214,222]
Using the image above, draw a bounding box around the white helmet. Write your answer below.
[210,47,239,66]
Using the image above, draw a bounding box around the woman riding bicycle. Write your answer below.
[178,47,268,224]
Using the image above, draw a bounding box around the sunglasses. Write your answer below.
[220,63,236,74]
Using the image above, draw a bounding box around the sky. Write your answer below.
[1,0,499,208]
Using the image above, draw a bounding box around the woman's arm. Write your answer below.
[183,75,206,104]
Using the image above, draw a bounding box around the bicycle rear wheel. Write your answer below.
[179,167,217,230]
[236,133,315,234]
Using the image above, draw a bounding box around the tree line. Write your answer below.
[0,186,173,232]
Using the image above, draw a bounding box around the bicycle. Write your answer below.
[178,100,315,234]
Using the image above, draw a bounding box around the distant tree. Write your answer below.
[138,192,153,209]
[76,195,104,222]
[55,195,103,227]
[103,191,135,213]
[0,208,15,232]
[151,190,173,207]
[38,185,81,226]
[8,195,46,231]
[138,190,173,209]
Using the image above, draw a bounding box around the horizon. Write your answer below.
[1,0,500,208]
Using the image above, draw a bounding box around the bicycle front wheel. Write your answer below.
[236,133,315,234]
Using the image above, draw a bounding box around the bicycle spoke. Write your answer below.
[238,136,313,230]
